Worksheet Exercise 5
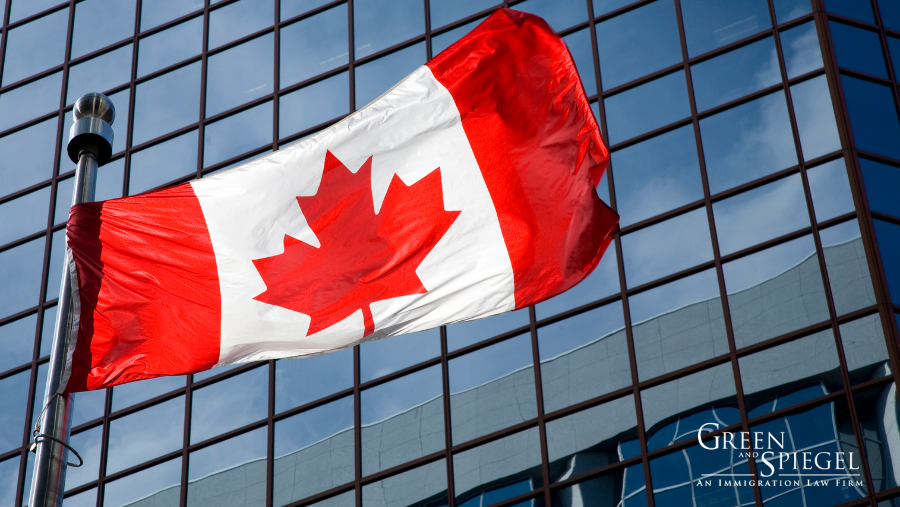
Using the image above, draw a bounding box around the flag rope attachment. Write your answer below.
[28,393,83,468]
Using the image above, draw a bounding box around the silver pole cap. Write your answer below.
[67,93,115,166]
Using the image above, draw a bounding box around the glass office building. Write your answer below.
[2,0,900,506]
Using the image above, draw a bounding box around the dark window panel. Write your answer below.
[70,0,136,59]
[691,36,781,112]
[1,8,68,86]
[773,0,813,23]
[360,327,440,382]
[431,17,484,56]
[71,387,106,427]
[101,458,182,507]
[0,314,36,373]
[563,28,596,96]
[137,16,204,78]
[0,456,20,507]
[535,246,619,319]
[354,0,425,59]
[111,375,186,412]
[66,44,133,106]
[187,427,267,507]
[808,158,855,223]
[64,426,102,491]
[839,313,891,385]
[830,21,888,79]
[650,444,750,506]
[854,382,900,492]
[44,229,67,302]
[621,207,713,288]
[354,42,426,108]
[9,0,66,23]
[361,365,444,475]
[713,173,810,255]
[274,396,354,505]
[549,464,646,506]
[275,347,353,413]
[874,219,900,305]
[0,71,63,132]
[279,71,350,137]
[39,305,56,357]
[205,35,274,117]
[862,157,900,218]
[95,158,126,201]
[208,0,275,50]
[128,130,199,195]
[889,36,900,81]
[724,235,830,348]
[280,5,348,88]
[515,0,588,32]
[132,62,201,146]
[0,186,50,246]
[604,70,690,145]
[361,459,448,507]
[0,237,45,320]
[140,0,204,32]
[446,308,529,351]
[824,0,875,24]
[680,0,771,57]
[452,426,543,507]
[546,394,637,482]
[429,0,496,29]
[0,369,30,454]
[281,0,336,20]
[881,0,900,31]
[596,0,682,91]
[0,117,57,199]
[105,395,185,474]
[53,176,74,225]
[781,20,824,79]
[190,365,268,444]
[701,91,797,193]
[203,101,273,167]
[820,219,876,316]
[841,75,900,160]
[538,302,629,412]
[630,269,728,381]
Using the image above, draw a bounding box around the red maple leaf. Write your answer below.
[252,150,460,337]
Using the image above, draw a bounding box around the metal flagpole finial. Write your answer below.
[67,92,115,166]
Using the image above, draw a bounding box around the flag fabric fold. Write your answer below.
[63,8,618,393]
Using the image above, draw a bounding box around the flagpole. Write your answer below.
[29,93,115,507]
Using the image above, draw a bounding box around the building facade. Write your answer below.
[1,0,900,506]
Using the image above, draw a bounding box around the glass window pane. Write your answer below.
[71,0,136,59]
[550,465,645,506]
[538,302,629,412]
[279,72,349,137]
[29,363,48,432]
[809,158,854,222]
[40,306,56,357]
[64,489,97,507]
[430,0,495,28]
[132,63,201,146]
[10,0,65,23]
[106,396,185,474]
[874,219,900,305]
[724,235,829,347]
[781,21,823,79]
[0,369,30,454]
[111,375,185,412]
[54,177,74,225]
[129,130,199,195]
[0,118,57,198]
[824,0,875,23]
[71,388,106,427]
[841,75,900,160]
[622,207,714,287]
[604,71,690,145]
[0,456,20,507]
[630,269,729,381]
[304,491,355,507]
[691,37,781,112]
[0,187,50,246]
[102,458,181,507]
[274,396,354,505]
[681,0,771,56]
[64,426,102,490]
[714,174,810,255]
[535,247,619,319]
[0,238,45,319]
[362,459,447,507]
[862,158,900,218]
[831,21,888,78]
[354,43,426,108]
[281,0,335,19]
[206,35,273,117]
[854,382,900,493]
[0,314,36,373]
[452,427,543,507]
[701,91,798,193]
[1,8,68,86]
[204,102,272,167]
[141,0,204,31]
[66,44,133,105]
[774,0,813,22]
[187,427,266,507]
[449,335,536,444]
[208,0,274,49]
[611,125,703,226]
[563,28,596,97]
[275,347,353,413]
[0,72,63,132]
[431,17,484,56]
[280,5,348,87]
[820,219,876,316]
[446,308,529,351]
[190,365,268,444]
[360,328,440,382]
[840,313,890,385]
[596,0,681,90]
[354,0,424,59]
[362,365,444,475]
[138,16,203,78]
[95,158,125,201]
[515,0,588,32]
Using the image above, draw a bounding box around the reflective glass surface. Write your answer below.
[0,238,45,320]
[279,72,349,136]
[360,328,441,382]
[883,1,900,31]
[65,426,102,490]
[621,207,714,287]
[361,365,443,475]
[446,308,529,351]
[630,269,728,380]
[30,362,48,430]
[0,314,36,373]
[0,72,63,132]
[874,219,900,305]
[208,0,274,49]
[102,458,182,507]
[64,489,97,507]
[840,313,891,385]
[132,62,201,146]
[431,18,483,55]
[106,395,185,474]
[1,8,68,86]
[129,130,199,195]
[40,306,57,357]
[831,21,888,78]
[854,382,900,493]
[71,387,107,427]
[362,459,447,507]
[305,491,355,507]
[0,118,57,198]
[820,219,876,316]
[538,302,629,412]
[724,235,829,347]
[809,158,855,222]
[841,75,900,160]
[95,158,126,201]
[650,443,752,506]
[0,187,49,246]
[691,36,780,112]
[862,157,900,218]
[452,427,543,506]
[595,0,681,90]
[281,0,335,20]
[515,0,587,31]
[138,17,204,78]
[549,464,644,506]
[141,0,204,31]
[205,35,274,116]
[70,0,135,59]
[190,365,268,444]
[604,71,690,145]
[274,396,354,505]
[0,456,20,507]
[680,0,770,56]
[280,6,348,87]
[204,101,272,167]
[774,0,812,22]
[563,29,596,97]
[701,91,798,193]
[781,20,824,79]
[275,347,353,412]
[354,0,424,58]
[430,0,495,28]
[354,43,425,107]
[112,375,186,412]
[66,44,133,105]
[187,428,267,507]
[824,0,875,23]
[0,369,29,454]
[535,247,619,319]
[9,0,65,23]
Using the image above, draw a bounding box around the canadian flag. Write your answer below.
[63,9,618,392]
